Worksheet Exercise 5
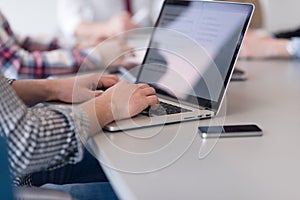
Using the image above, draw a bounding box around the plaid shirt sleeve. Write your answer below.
[0,10,100,79]
[16,47,99,79]
[16,35,61,52]
[0,71,90,181]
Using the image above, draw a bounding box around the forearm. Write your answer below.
[75,21,110,40]
[12,79,56,107]
[240,34,292,59]
[78,97,113,135]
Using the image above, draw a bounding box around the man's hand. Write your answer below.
[74,12,138,49]
[79,81,159,134]
[101,81,159,121]
[50,74,119,103]
[105,12,138,36]
[93,39,138,70]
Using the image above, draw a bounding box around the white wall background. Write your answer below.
[0,0,300,36]
[0,0,59,37]
[261,0,300,32]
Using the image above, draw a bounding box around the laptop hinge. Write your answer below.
[157,94,208,111]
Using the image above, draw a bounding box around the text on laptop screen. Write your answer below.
[137,1,252,108]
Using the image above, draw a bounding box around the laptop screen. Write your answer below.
[137,0,253,111]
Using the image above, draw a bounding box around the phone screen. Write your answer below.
[199,125,262,133]
[199,125,263,138]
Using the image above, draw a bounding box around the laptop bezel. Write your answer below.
[136,0,254,113]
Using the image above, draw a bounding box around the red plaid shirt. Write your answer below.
[0,11,98,79]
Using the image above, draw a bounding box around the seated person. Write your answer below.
[0,72,158,198]
[0,10,135,79]
[57,0,164,46]
[240,28,300,59]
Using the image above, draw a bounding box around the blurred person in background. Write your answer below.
[233,0,300,60]
[0,10,136,79]
[58,0,264,61]
[57,0,164,47]
[240,28,300,59]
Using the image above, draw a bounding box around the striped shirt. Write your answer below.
[0,71,90,185]
[0,10,99,79]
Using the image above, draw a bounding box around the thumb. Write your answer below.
[94,91,103,97]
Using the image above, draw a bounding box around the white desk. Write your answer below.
[91,59,300,200]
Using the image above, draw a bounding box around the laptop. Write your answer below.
[105,0,254,132]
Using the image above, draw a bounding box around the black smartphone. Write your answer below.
[199,124,263,139]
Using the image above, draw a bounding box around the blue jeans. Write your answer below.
[31,150,118,200]
[43,182,118,200]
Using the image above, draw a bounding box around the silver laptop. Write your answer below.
[105,0,254,132]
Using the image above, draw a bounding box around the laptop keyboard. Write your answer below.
[142,102,192,116]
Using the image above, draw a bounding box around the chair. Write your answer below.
[0,137,76,200]
[0,136,14,200]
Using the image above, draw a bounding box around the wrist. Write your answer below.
[92,22,110,39]
[269,39,291,58]
[45,79,60,102]
[7,78,16,85]
[277,40,291,58]
[78,96,114,136]
[285,38,300,58]
[94,95,114,127]
[102,21,116,37]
